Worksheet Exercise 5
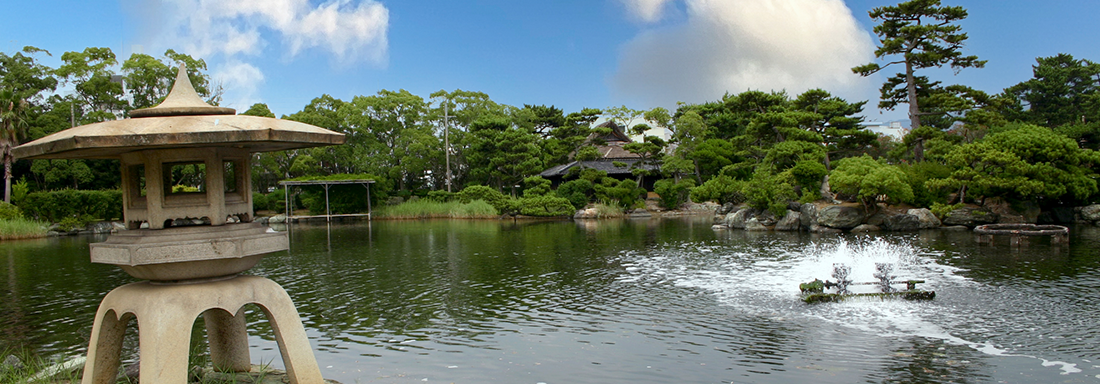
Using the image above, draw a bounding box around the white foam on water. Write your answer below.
[617,236,1086,378]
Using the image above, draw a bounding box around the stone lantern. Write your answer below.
[13,65,344,384]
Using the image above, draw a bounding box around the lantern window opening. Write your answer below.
[223,160,238,194]
[163,161,207,196]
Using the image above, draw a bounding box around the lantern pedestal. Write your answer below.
[81,275,324,384]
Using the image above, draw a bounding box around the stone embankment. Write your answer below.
[710,200,1100,232]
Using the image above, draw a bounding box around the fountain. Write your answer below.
[12,65,345,383]
[800,262,934,303]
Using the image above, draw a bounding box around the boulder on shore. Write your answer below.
[774,210,801,231]
[883,214,921,231]
[744,218,769,231]
[908,208,941,229]
[850,224,881,232]
[942,207,998,227]
[816,205,864,229]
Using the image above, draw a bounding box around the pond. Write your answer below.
[2,217,1100,383]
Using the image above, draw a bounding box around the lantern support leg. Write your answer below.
[81,276,323,384]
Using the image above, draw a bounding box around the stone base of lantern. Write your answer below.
[81,275,323,384]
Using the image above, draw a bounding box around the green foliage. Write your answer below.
[830,155,914,207]
[10,179,28,204]
[594,179,645,209]
[20,189,122,223]
[0,202,23,220]
[689,175,746,204]
[928,123,1100,203]
[555,179,594,209]
[0,217,47,239]
[284,174,391,214]
[518,195,575,216]
[852,0,985,160]
[57,216,89,232]
[653,178,696,209]
[899,162,953,207]
[743,167,798,216]
[455,185,517,214]
[426,190,455,202]
[522,176,552,197]
[1002,54,1100,130]
[788,159,828,193]
[377,199,498,219]
[930,202,965,218]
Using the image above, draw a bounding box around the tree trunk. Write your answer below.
[905,60,924,162]
[3,149,11,204]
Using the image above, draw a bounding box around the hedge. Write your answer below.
[20,189,123,223]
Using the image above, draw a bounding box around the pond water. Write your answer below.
[3,217,1100,383]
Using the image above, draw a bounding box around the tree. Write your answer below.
[791,89,874,169]
[852,0,985,161]
[56,47,127,123]
[829,155,914,211]
[1002,54,1100,149]
[1003,54,1100,127]
[927,123,1100,204]
[463,116,543,193]
[122,49,220,110]
[0,46,57,202]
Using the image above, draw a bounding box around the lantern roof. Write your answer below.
[13,64,345,160]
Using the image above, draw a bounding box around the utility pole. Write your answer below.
[444,98,452,193]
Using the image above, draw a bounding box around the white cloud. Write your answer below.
[611,0,876,108]
[619,0,675,22]
[125,0,388,109]
[212,60,265,110]
[146,0,389,64]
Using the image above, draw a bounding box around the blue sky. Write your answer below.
[4,0,1100,124]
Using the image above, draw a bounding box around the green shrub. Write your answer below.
[20,189,122,223]
[653,178,695,209]
[10,179,28,204]
[522,176,552,197]
[57,216,88,232]
[594,179,645,209]
[690,175,746,204]
[455,185,517,214]
[556,179,594,209]
[518,195,575,216]
[744,168,797,217]
[426,190,454,202]
[252,191,270,212]
[930,202,965,218]
[0,202,23,220]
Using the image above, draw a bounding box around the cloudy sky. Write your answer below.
[4,0,1100,123]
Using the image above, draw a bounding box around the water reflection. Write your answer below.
[2,219,1099,383]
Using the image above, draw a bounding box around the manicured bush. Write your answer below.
[653,178,695,209]
[426,190,454,202]
[556,179,594,209]
[594,179,645,209]
[518,195,575,216]
[455,185,517,214]
[20,189,123,223]
[690,175,746,204]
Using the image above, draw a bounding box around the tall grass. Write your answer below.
[0,347,82,383]
[592,202,625,218]
[376,199,499,219]
[0,218,48,240]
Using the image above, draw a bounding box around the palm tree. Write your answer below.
[0,89,28,203]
